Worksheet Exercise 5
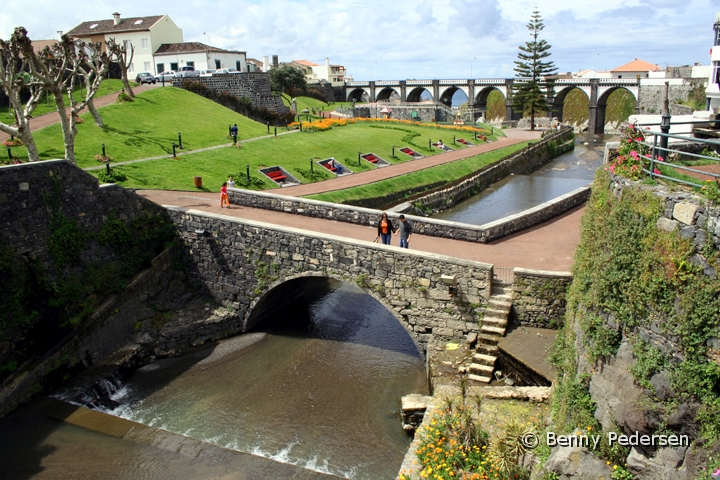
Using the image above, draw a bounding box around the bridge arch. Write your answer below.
[407,87,433,103]
[347,88,370,103]
[245,271,423,356]
[550,86,590,123]
[438,86,467,107]
[375,87,401,102]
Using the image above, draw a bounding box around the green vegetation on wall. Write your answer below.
[550,169,720,448]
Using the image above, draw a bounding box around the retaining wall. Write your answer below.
[511,268,573,329]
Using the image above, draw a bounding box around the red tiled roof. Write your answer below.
[66,15,164,36]
[612,58,663,72]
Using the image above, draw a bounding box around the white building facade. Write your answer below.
[154,43,247,73]
[707,13,720,111]
[66,13,183,75]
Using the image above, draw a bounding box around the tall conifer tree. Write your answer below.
[512,10,557,131]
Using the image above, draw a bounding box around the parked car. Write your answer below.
[135,72,156,84]
[198,69,214,76]
[155,70,176,82]
[215,68,238,74]
[175,66,200,78]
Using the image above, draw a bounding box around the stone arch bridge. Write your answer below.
[345,78,640,134]
[168,207,496,356]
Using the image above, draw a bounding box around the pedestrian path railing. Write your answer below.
[639,129,720,188]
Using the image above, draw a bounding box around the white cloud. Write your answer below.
[0,0,715,79]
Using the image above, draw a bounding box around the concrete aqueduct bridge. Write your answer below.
[167,207,495,355]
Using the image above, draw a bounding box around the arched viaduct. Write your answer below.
[345,78,640,134]
[167,207,495,356]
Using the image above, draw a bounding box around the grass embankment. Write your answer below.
[308,142,528,204]
[21,87,269,168]
[0,79,128,121]
[281,94,356,120]
[91,121,498,191]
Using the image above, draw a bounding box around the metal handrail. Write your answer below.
[633,130,720,188]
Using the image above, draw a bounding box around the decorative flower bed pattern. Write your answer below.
[457,138,474,146]
[433,142,453,152]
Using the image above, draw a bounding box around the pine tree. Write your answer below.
[512,10,557,131]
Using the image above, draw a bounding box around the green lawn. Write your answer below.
[308,142,530,204]
[1,79,127,121]
[23,87,269,168]
[91,121,497,191]
[282,94,361,118]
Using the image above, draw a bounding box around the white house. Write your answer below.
[65,12,183,75]
[154,43,247,73]
[707,12,720,111]
[291,58,346,86]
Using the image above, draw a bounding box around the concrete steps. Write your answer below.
[465,282,513,384]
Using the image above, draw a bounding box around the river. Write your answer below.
[432,133,613,225]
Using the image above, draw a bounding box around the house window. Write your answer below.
[215,59,221,69]
[156,63,164,73]
[187,61,194,68]
[236,60,241,70]
[128,63,134,73]
[141,38,148,49]
[143,62,150,71]
[124,40,132,49]
[170,62,178,71]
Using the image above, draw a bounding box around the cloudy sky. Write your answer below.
[1,0,716,80]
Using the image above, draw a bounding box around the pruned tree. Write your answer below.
[73,41,109,126]
[512,9,557,131]
[0,27,44,161]
[269,64,307,97]
[106,37,134,98]
[18,32,109,164]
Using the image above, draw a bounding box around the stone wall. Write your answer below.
[637,84,693,115]
[174,73,289,116]
[167,207,494,354]
[511,268,572,329]
[0,160,167,279]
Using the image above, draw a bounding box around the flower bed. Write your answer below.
[360,152,391,167]
[400,147,424,160]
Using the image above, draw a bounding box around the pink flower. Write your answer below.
[657,156,664,162]
[653,168,661,175]
[630,151,639,159]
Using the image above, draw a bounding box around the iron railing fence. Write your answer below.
[633,125,720,188]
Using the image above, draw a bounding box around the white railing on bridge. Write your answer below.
[439,79,466,85]
[407,80,432,86]
[346,81,367,86]
[473,79,506,85]
[375,80,396,86]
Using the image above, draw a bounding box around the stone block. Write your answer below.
[656,217,679,232]
[672,202,698,225]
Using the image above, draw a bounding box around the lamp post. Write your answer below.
[203,32,211,67]
[594,54,599,77]
[470,57,477,78]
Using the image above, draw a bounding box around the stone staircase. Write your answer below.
[467,282,512,383]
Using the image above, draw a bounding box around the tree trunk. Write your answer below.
[53,92,76,164]
[86,98,104,127]
[121,70,135,98]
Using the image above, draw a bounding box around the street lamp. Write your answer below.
[203,32,211,67]
[470,57,477,78]
[594,54,599,77]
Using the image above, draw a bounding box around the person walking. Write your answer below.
[220,182,229,208]
[376,212,394,245]
[227,176,235,188]
[397,214,413,248]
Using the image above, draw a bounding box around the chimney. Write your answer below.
[112,12,121,26]
[272,55,279,67]
[57,31,63,40]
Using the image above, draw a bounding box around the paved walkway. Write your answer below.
[137,189,583,271]
[279,128,540,197]
[0,84,159,143]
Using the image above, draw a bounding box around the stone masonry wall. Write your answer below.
[174,73,289,115]
[511,267,573,329]
[637,84,694,116]
[0,160,167,277]
[167,207,494,354]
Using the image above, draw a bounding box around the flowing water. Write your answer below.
[0,280,428,479]
[433,133,613,226]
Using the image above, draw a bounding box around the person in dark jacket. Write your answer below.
[397,214,413,248]
[377,212,395,245]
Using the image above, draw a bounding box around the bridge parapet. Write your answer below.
[167,207,494,354]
